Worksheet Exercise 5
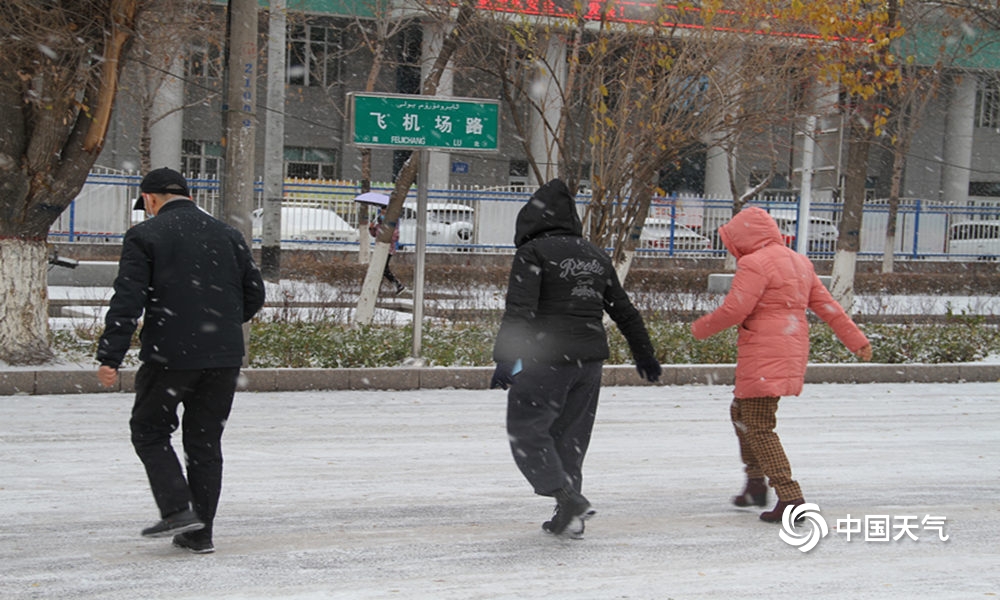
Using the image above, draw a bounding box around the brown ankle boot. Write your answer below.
[732,478,768,507]
[759,498,805,523]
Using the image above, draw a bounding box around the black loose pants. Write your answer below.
[130,364,239,532]
[506,361,603,496]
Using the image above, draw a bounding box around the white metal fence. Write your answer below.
[48,172,1000,260]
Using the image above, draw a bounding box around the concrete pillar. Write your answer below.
[421,20,454,190]
[942,73,977,206]
[149,55,184,171]
[702,52,740,200]
[791,82,841,202]
[703,138,731,199]
[529,35,566,182]
[261,0,286,281]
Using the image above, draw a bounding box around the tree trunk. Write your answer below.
[357,39,385,266]
[0,1,138,365]
[614,250,635,290]
[0,240,53,365]
[830,248,859,312]
[830,118,872,310]
[881,141,906,274]
[358,156,372,265]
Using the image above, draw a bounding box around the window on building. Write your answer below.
[975,77,1000,129]
[285,147,338,180]
[508,160,529,188]
[288,23,342,87]
[970,182,1000,197]
[181,140,223,178]
[185,43,222,82]
[509,160,528,177]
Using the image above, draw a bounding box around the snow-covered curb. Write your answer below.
[3,362,999,396]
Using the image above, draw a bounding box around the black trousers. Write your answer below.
[381,254,402,288]
[130,364,239,533]
[506,361,603,496]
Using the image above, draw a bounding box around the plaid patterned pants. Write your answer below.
[730,397,803,501]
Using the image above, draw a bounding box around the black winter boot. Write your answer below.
[732,477,768,508]
[760,498,805,523]
[542,487,596,537]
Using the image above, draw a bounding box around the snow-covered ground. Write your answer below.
[2,382,997,599]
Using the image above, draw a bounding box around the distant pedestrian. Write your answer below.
[491,179,661,538]
[691,206,872,522]
[96,167,265,554]
[369,207,409,296]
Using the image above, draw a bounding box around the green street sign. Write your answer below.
[348,93,499,151]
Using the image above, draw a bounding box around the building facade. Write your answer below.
[97,1,1000,211]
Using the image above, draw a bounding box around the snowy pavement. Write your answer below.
[1,382,997,599]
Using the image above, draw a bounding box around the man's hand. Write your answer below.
[97,365,119,388]
[855,343,873,362]
[490,361,516,390]
[635,356,662,383]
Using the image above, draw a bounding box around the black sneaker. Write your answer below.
[542,488,596,538]
[172,532,215,554]
[141,509,204,538]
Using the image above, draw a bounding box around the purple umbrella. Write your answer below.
[353,192,390,207]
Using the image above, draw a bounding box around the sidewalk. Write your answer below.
[1,382,997,599]
[2,362,999,395]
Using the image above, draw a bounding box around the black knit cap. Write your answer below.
[133,167,190,210]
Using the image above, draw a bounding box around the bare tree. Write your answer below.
[878,68,942,274]
[353,0,477,325]
[348,1,413,263]
[939,0,1000,30]
[826,0,994,302]
[774,0,907,308]
[0,0,143,365]
[123,0,223,172]
[879,0,995,273]
[463,4,815,281]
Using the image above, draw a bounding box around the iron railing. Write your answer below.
[47,172,1000,260]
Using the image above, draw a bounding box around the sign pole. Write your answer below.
[413,150,430,360]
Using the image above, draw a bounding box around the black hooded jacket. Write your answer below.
[97,200,266,370]
[492,179,655,366]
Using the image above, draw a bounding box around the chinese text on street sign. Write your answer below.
[349,93,499,151]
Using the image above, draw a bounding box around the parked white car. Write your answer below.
[251,205,357,244]
[768,211,839,253]
[640,217,712,252]
[947,221,1000,260]
[397,202,475,250]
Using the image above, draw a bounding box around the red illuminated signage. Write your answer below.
[455,0,863,42]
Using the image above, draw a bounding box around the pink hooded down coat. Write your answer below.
[691,207,869,399]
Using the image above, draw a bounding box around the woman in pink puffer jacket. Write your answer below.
[691,206,872,522]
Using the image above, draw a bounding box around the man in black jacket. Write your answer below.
[491,179,661,538]
[96,167,265,554]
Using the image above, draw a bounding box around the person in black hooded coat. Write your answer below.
[491,179,661,538]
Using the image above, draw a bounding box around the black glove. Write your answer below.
[490,361,517,390]
[635,356,662,383]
